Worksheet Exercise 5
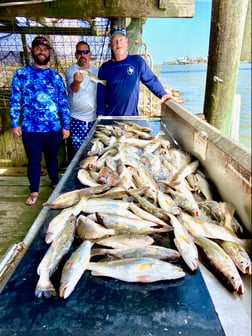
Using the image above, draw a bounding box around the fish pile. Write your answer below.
[37,120,251,299]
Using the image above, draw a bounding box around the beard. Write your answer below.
[32,53,50,66]
[77,57,87,67]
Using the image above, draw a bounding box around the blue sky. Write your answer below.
[142,0,212,64]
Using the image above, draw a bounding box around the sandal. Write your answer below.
[25,193,39,206]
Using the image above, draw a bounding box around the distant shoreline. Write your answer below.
[161,60,251,66]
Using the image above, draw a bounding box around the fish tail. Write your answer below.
[35,276,57,299]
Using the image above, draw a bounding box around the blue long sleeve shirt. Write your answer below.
[96,55,167,117]
[9,64,70,132]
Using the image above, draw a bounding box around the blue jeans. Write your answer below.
[22,130,63,193]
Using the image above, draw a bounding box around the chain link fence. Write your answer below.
[0,17,164,165]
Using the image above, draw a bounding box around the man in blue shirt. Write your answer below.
[96,27,176,117]
[9,36,70,205]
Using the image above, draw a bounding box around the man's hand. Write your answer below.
[160,92,179,103]
[70,72,84,92]
[62,129,70,139]
[73,71,84,83]
[12,126,22,137]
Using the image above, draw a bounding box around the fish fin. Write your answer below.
[91,248,108,257]
[35,277,57,299]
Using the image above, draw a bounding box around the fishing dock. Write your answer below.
[0,167,59,258]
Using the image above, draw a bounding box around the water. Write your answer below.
[160,63,251,150]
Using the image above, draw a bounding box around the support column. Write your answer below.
[203,0,249,136]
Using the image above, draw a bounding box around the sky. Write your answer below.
[142,0,212,64]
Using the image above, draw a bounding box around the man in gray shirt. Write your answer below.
[65,41,97,156]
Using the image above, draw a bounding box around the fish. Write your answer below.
[80,197,130,214]
[123,124,155,139]
[95,131,113,146]
[79,155,99,169]
[193,235,244,294]
[88,138,104,156]
[78,69,106,85]
[117,165,137,189]
[168,160,199,187]
[93,205,143,220]
[77,168,100,187]
[193,171,213,200]
[95,234,155,249]
[198,200,226,222]
[157,190,181,215]
[45,201,83,244]
[96,213,171,235]
[87,257,186,282]
[179,211,248,247]
[218,240,251,275]
[130,165,158,203]
[127,190,170,222]
[128,202,170,226]
[43,189,81,209]
[168,214,198,271]
[79,184,111,198]
[91,245,181,261]
[59,240,93,299]
[76,214,116,240]
[97,166,114,184]
[120,121,153,133]
[143,140,161,154]
[87,186,128,200]
[167,183,200,216]
[35,214,76,298]
[117,134,159,149]
[164,148,192,172]
[92,148,118,170]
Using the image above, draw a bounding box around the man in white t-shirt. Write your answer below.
[65,41,97,155]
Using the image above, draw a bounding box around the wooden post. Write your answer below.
[203,0,249,136]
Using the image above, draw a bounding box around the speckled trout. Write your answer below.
[35,215,76,298]
[91,245,180,261]
[78,69,106,85]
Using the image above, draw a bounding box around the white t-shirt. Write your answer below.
[65,63,98,122]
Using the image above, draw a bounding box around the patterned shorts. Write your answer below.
[70,117,95,151]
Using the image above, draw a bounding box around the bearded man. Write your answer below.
[9,36,70,205]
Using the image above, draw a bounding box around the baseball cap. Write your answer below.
[32,36,51,49]
[110,27,127,40]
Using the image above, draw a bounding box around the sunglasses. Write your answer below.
[76,50,89,55]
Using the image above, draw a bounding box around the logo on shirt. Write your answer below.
[127,66,135,75]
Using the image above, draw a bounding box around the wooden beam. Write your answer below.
[0,24,96,35]
[0,0,195,19]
